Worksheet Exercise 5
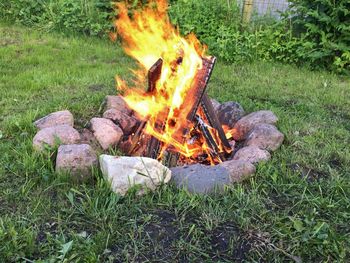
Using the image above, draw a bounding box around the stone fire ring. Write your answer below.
[32,95,284,195]
[170,104,284,194]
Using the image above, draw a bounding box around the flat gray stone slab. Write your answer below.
[171,164,231,194]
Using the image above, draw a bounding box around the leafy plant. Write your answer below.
[287,0,350,73]
[0,0,114,35]
[0,0,47,25]
[0,0,349,74]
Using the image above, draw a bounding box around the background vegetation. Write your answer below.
[0,0,349,73]
[1,24,349,262]
[1,0,349,261]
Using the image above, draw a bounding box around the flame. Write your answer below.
[114,0,226,163]
[222,125,238,140]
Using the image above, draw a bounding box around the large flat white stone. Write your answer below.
[99,155,172,196]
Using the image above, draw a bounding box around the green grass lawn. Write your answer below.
[1,23,350,262]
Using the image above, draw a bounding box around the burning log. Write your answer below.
[200,94,232,158]
[123,59,163,156]
[114,0,235,167]
[124,56,232,167]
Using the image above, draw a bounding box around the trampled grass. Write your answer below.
[0,24,349,262]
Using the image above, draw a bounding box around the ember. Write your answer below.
[114,0,232,166]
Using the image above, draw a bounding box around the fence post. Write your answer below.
[242,0,254,24]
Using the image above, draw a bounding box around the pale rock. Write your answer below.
[245,123,284,151]
[99,155,172,196]
[33,125,80,151]
[218,160,256,182]
[56,144,98,180]
[34,110,74,130]
[90,118,123,150]
[232,110,278,141]
[103,108,138,135]
[105,95,132,115]
[233,146,271,164]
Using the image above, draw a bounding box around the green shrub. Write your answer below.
[287,0,350,73]
[168,0,241,60]
[168,0,301,64]
[0,0,349,74]
[0,0,47,25]
[0,0,113,35]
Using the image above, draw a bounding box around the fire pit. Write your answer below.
[119,56,232,167]
[32,0,284,195]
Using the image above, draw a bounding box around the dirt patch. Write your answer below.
[265,193,291,213]
[100,210,259,261]
[326,104,350,120]
[88,84,106,92]
[329,158,342,169]
[206,222,251,262]
[283,98,298,106]
[290,163,329,182]
[0,29,22,46]
[0,198,18,216]
[248,95,270,104]
[143,210,181,250]
[326,104,350,131]
[141,210,252,262]
[35,221,59,245]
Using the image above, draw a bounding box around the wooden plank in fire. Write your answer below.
[164,56,219,166]
[200,93,232,158]
[128,56,226,167]
[186,57,217,122]
[145,58,165,159]
[127,59,163,156]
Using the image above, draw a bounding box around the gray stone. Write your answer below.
[210,98,221,112]
[217,101,245,128]
[33,125,80,151]
[56,144,98,180]
[99,155,172,196]
[232,110,278,141]
[90,118,123,150]
[218,160,256,182]
[105,95,132,115]
[34,110,74,130]
[233,146,271,164]
[103,109,138,135]
[245,123,284,151]
[171,164,231,194]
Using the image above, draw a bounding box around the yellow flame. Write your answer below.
[114,0,226,163]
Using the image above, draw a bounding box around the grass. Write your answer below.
[0,23,349,262]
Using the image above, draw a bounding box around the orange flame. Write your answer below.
[114,0,224,162]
